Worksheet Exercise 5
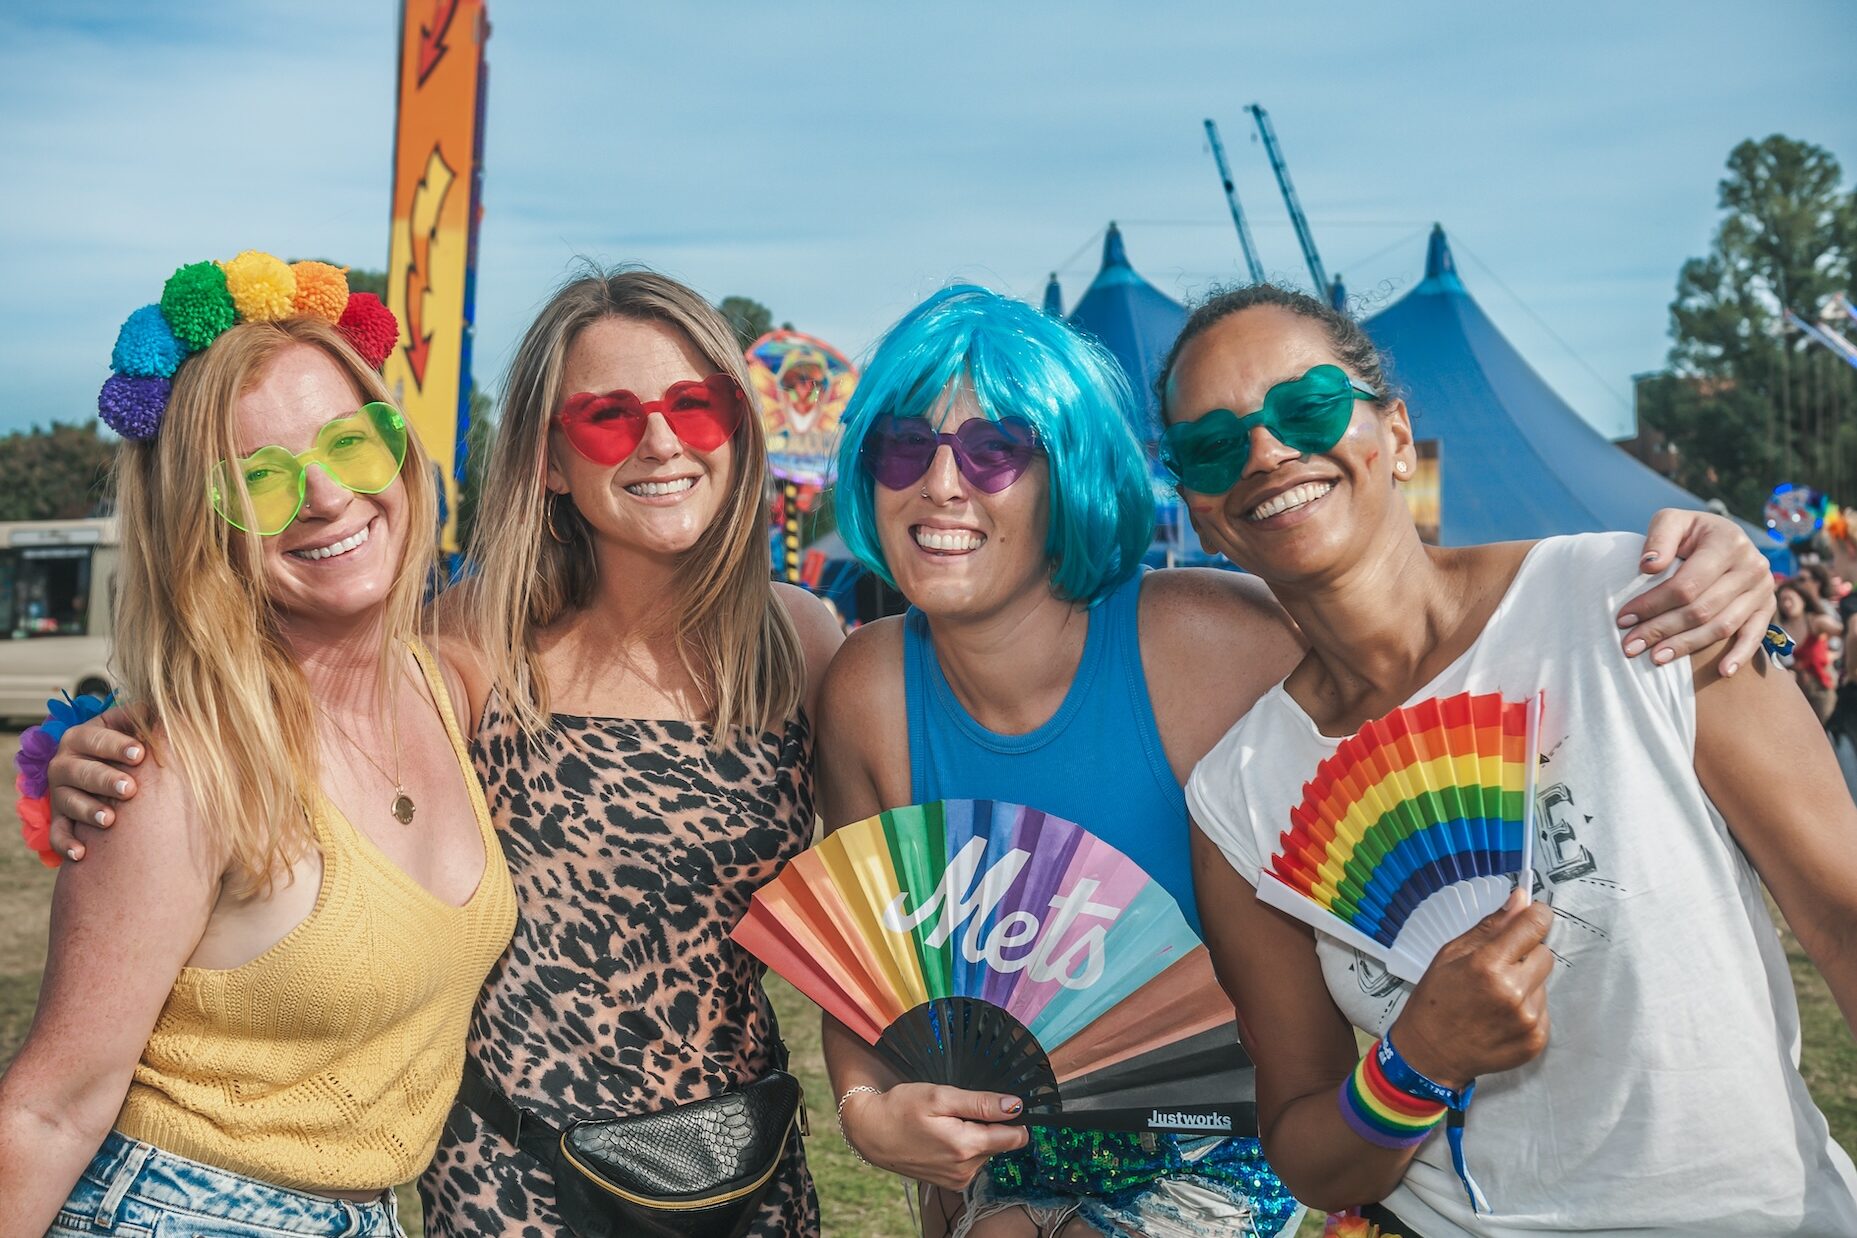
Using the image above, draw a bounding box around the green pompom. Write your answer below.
[159,261,237,351]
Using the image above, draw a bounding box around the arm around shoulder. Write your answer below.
[773,581,846,726]
[0,758,224,1233]
[814,617,906,832]
[1693,642,1857,1033]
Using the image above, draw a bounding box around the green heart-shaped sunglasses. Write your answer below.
[208,402,409,536]
[1160,364,1381,495]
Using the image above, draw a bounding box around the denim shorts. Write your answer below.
[49,1131,406,1237]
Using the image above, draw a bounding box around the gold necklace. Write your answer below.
[316,687,416,825]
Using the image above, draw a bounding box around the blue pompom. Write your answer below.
[111,304,187,377]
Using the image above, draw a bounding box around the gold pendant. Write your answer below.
[391,791,417,825]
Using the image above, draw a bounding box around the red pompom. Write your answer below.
[337,293,399,370]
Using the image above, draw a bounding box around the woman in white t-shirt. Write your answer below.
[1159,283,1857,1237]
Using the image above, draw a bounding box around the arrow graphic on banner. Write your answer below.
[416,0,461,85]
[400,145,456,388]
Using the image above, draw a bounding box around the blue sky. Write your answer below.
[1,0,1852,438]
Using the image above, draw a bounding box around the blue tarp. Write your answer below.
[1365,225,1752,545]
[1063,223,1187,444]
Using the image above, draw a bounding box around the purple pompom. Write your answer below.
[98,373,170,440]
[14,725,56,799]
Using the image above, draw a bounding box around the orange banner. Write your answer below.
[382,0,488,551]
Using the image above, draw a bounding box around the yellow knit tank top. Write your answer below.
[115,642,516,1191]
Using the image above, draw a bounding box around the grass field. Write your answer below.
[2,731,1851,1236]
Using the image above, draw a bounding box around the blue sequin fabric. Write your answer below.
[984,1128,1301,1236]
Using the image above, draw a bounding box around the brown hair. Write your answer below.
[111,317,437,896]
[465,264,803,738]
[1156,282,1393,418]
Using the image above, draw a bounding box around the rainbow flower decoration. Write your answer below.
[14,691,115,868]
[99,253,399,441]
[1257,691,1544,984]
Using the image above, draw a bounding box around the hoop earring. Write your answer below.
[546,496,572,544]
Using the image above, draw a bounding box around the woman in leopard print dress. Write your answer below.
[418,267,841,1236]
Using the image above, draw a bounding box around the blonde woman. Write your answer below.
[1,265,515,1237]
[417,267,839,1235]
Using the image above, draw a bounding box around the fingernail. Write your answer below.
[1642,551,1660,564]
[1002,1097,1022,1115]
[1618,613,1638,627]
[1624,639,1645,657]
[115,780,130,795]
[125,746,142,761]
[66,847,82,862]
[1653,647,1674,664]
[1722,661,1738,677]
[94,811,108,826]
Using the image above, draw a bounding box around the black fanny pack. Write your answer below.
[452,1056,803,1238]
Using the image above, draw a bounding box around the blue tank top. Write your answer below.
[903,568,1201,935]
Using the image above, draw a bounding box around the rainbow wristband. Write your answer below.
[1339,1041,1445,1148]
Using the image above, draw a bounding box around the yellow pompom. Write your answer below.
[290,261,350,324]
[219,251,297,322]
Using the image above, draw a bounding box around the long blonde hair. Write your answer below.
[111,318,438,896]
[467,265,803,738]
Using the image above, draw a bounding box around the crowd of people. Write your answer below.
[0,253,1853,1238]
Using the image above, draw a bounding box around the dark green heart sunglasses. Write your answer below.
[1160,364,1381,495]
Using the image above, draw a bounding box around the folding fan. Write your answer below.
[1257,690,1544,985]
[734,800,1257,1136]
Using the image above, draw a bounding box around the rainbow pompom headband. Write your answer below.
[99,252,399,441]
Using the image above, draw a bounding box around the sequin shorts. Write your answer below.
[964,1130,1304,1237]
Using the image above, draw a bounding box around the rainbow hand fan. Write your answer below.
[1257,691,1544,985]
[734,800,1257,1135]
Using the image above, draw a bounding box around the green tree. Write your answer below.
[1641,135,1857,512]
[0,423,116,521]
[717,296,774,350]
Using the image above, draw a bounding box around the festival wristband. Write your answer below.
[1366,1035,1489,1214]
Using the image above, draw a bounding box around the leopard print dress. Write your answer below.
[419,696,820,1237]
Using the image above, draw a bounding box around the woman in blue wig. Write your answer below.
[816,284,1776,1237]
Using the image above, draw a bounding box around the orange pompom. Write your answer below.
[291,262,350,324]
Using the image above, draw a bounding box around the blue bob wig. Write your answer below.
[833,284,1155,607]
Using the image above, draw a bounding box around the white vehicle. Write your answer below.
[1,518,118,724]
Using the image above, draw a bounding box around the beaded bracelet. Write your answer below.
[836,1084,881,1167]
[1340,1036,1488,1214]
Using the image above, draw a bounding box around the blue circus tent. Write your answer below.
[1365,225,1754,545]
[1061,223,1187,443]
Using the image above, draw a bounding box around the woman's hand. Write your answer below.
[45,711,145,862]
[1619,510,1776,677]
[839,1083,1028,1190]
[1386,890,1554,1090]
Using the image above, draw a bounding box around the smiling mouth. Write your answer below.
[288,521,372,561]
[912,525,986,554]
[1247,481,1335,522]
[626,477,696,497]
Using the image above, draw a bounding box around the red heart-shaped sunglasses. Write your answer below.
[554,374,747,466]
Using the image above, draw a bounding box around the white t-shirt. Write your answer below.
[1187,533,1857,1237]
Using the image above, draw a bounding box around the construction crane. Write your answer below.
[1203,119,1266,283]
[1247,103,1328,294]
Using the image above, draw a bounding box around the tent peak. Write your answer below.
[1420,224,1466,293]
[1043,272,1063,316]
[1102,222,1129,270]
